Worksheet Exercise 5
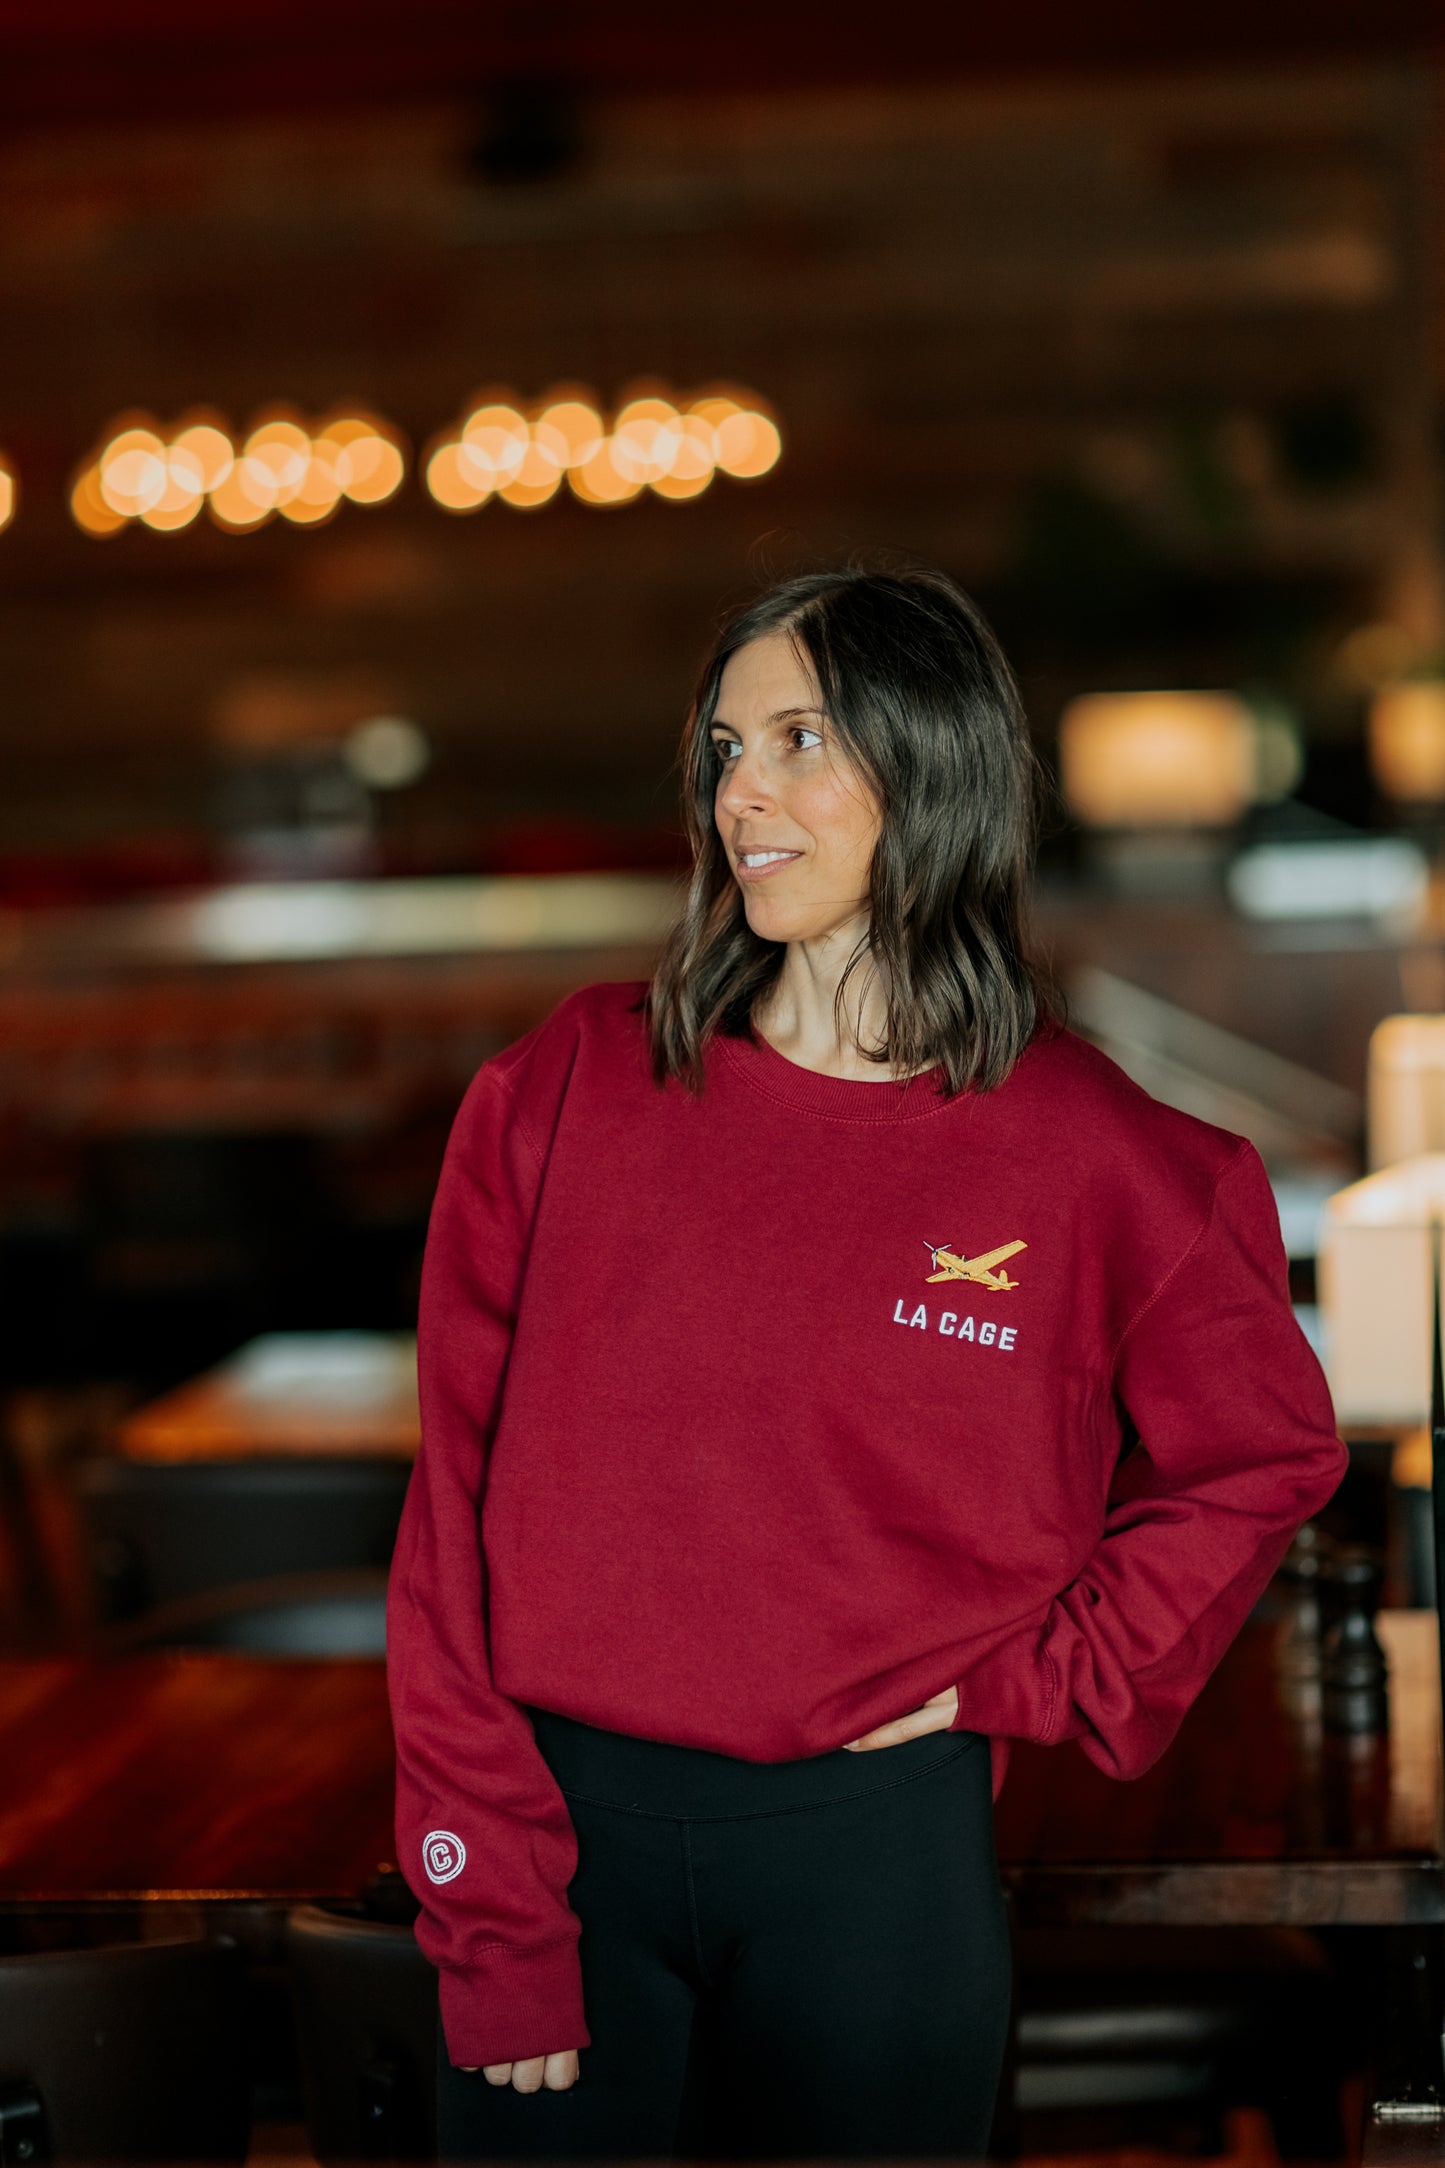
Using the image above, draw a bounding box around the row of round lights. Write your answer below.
[71,408,406,536]
[425,384,781,511]
[58,383,782,537]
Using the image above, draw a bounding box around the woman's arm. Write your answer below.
[951,1140,1348,1778]
[386,1065,591,2070]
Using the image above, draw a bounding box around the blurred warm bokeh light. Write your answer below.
[459,404,530,491]
[713,408,782,478]
[208,461,272,531]
[139,445,207,532]
[98,427,169,517]
[424,438,489,512]
[538,395,605,467]
[238,418,314,517]
[1370,680,1445,803]
[497,452,564,509]
[74,408,408,536]
[172,421,235,492]
[1059,691,1260,828]
[0,457,15,534]
[324,417,406,505]
[70,385,778,532]
[422,382,779,512]
[70,462,126,537]
[650,415,717,499]
[568,436,643,506]
[611,397,683,484]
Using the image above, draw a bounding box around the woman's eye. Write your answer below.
[792,727,823,751]
[713,737,741,763]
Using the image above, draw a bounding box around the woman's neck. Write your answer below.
[751,927,923,1082]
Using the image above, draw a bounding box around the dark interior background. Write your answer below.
[2,1,1443,1394]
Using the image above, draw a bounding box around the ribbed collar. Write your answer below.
[716,1026,962,1124]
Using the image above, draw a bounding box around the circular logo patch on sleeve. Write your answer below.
[423,1830,466,1884]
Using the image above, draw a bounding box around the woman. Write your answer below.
[387,565,1346,2161]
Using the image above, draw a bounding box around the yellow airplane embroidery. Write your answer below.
[924,1238,1026,1292]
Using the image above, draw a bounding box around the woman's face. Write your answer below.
[711,631,882,947]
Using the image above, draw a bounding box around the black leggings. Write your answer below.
[436,1705,1012,2161]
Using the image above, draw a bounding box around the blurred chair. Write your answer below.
[285,1902,436,2163]
[0,1934,249,2161]
[96,1567,390,1655]
[1005,1926,1345,2159]
[1013,1985,1247,2138]
[72,1455,411,1623]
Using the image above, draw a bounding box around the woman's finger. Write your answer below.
[843,1686,960,1750]
[843,1724,908,1750]
[470,2052,581,2089]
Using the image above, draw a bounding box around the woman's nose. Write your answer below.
[719,753,773,816]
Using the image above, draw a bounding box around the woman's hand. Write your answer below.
[840,1684,959,1750]
[458,2052,580,2090]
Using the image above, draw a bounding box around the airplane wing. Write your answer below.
[962,1239,1026,1274]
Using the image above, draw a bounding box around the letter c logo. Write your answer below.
[423,1830,466,1884]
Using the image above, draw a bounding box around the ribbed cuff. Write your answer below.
[949,1618,1060,1744]
[438,1940,591,2069]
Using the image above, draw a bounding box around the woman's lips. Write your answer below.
[734,849,803,882]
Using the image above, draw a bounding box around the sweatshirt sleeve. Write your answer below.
[951,1139,1348,1779]
[386,1063,591,2070]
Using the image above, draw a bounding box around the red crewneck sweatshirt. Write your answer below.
[386,980,1346,2070]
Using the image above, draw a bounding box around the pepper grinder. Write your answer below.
[1276,1519,1337,1668]
[1274,1522,1340,1734]
[1320,1546,1390,1736]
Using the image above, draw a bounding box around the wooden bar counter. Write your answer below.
[0,1614,1438,1921]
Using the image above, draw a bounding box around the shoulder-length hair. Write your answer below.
[646,564,1059,1096]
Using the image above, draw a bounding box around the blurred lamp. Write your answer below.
[1369,681,1445,803]
[1367,1016,1445,1172]
[1058,692,1259,828]
[1318,1154,1445,1425]
[0,456,14,533]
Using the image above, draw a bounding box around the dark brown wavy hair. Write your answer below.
[646,564,1059,1095]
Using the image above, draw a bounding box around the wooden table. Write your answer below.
[0,1615,1438,1920]
[997,1611,1443,1927]
[117,1332,420,1463]
[0,1654,395,1902]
